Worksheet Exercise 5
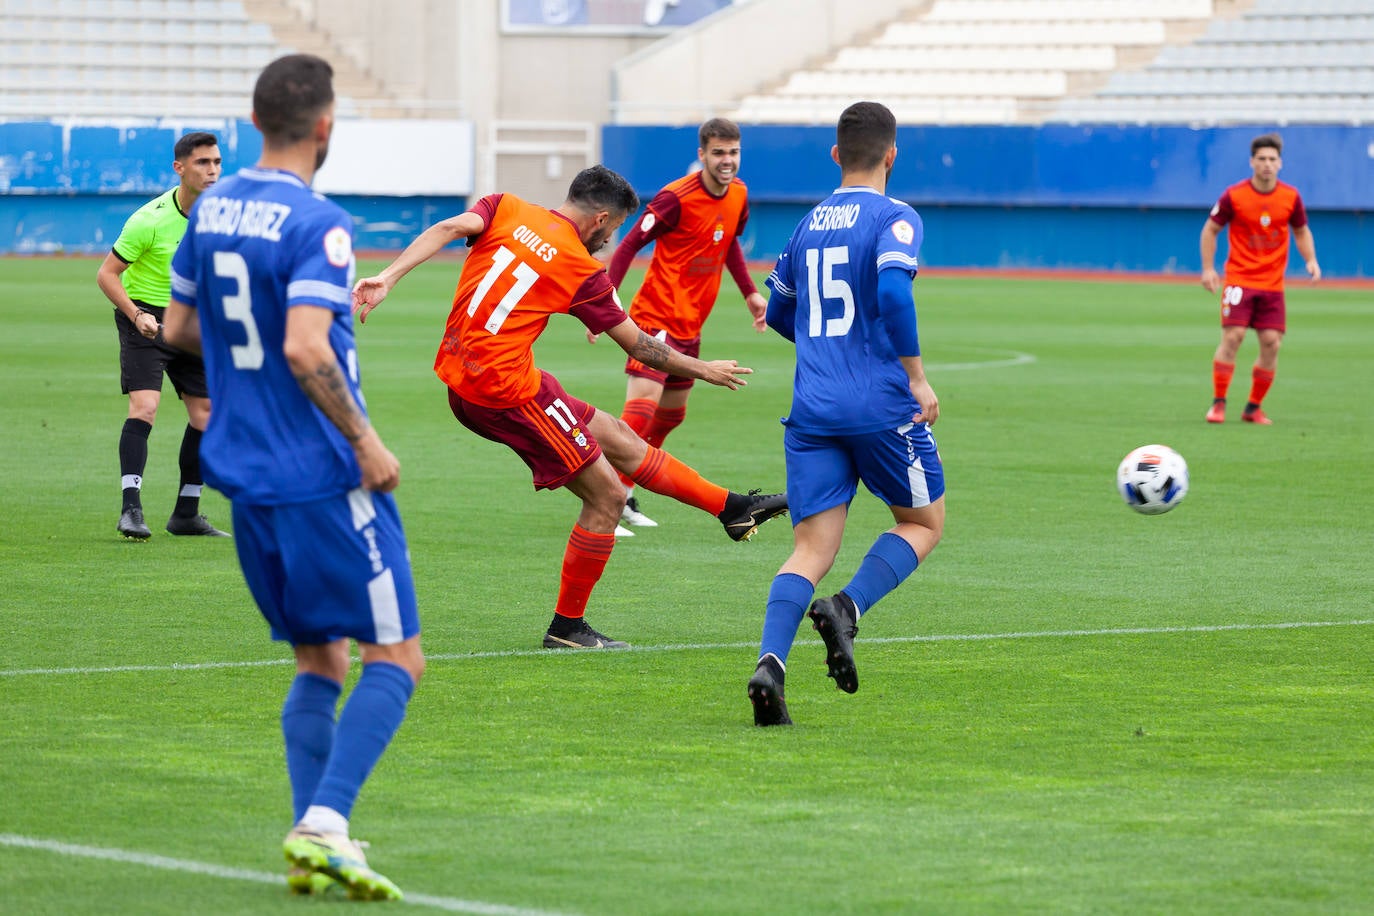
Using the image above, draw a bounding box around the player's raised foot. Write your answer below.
[1205,398,1226,424]
[621,495,658,527]
[282,826,402,902]
[287,866,344,897]
[1242,403,1273,425]
[165,513,231,537]
[614,523,635,538]
[117,507,151,540]
[748,654,792,726]
[542,615,630,649]
[718,489,788,542]
[807,593,859,694]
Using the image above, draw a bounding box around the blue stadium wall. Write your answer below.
[603,123,1373,279]
[3,120,1369,278]
[0,120,464,254]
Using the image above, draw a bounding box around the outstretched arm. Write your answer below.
[353,211,486,322]
[603,316,752,389]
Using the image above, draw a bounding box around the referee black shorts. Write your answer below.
[114,302,209,398]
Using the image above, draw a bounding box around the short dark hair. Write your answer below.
[253,54,335,145]
[174,131,218,160]
[1251,132,1282,156]
[699,117,740,149]
[836,101,897,171]
[566,165,640,217]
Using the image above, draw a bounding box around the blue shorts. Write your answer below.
[232,488,419,646]
[784,421,945,523]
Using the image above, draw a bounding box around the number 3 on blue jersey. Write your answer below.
[214,251,264,369]
[804,246,854,338]
[211,250,359,387]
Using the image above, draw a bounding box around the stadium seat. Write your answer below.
[732,0,1374,126]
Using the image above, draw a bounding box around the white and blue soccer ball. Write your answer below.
[1116,444,1189,515]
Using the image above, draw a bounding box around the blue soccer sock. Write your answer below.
[759,572,815,665]
[281,672,342,824]
[309,661,415,821]
[843,532,919,617]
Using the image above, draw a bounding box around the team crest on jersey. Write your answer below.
[323,227,352,267]
[1259,212,1271,228]
[713,222,724,243]
[572,428,588,448]
[640,212,656,233]
[891,219,915,245]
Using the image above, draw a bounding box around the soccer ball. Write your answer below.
[1116,444,1189,515]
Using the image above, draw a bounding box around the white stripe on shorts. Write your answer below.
[347,487,376,530]
[900,422,933,507]
[368,568,403,645]
[907,457,932,507]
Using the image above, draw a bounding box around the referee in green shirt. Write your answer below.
[96,131,230,540]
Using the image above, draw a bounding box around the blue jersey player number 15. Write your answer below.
[804,245,856,338]
[748,101,944,728]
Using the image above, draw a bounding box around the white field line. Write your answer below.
[3,618,1371,678]
[929,348,1037,371]
[0,834,573,916]
[5,618,1370,907]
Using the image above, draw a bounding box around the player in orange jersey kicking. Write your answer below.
[594,118,768,535]
[1200,132,1320,425]
[353,165,787,649]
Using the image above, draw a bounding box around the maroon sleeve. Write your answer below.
[725,238,757,297]
[607,188,681,286]
[1209,189,1233,226]
[737,196,750,235]
[568,271,628,334]
[1289,192,1308,229]
[644,188,682,234]
[465,193,502,246]
[607,221,647,287]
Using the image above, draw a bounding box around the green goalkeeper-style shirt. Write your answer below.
[111,187,188,307]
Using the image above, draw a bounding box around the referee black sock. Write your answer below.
[119,418,152,511]
[173,424,204,518]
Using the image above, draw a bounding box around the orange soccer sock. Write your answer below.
[642,405,687,450]
[630,446,729,515]
[1212,360,1235,401]
[1248,366,1275,406]
[617,398,657,488]
[554,524,616,620]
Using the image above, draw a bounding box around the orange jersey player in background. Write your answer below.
[1200,132,1320,425]
[595,118,768,535]
[353,165,787,650]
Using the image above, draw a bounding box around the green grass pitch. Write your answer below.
[1,256,1371,914]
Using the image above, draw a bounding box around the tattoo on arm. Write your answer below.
[627,330,674,371]
[293,359,370,443]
